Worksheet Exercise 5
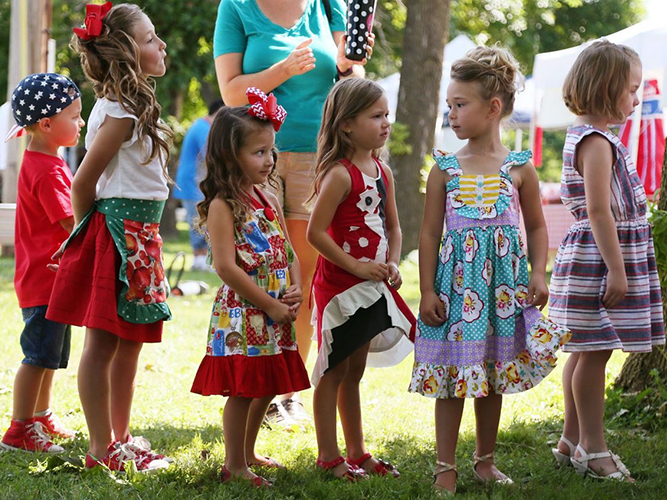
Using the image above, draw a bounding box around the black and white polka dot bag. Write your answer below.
[345,0,377,61]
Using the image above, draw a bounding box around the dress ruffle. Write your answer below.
[409,310,571,398]
[191,349,310,398]
[311,280,414,387]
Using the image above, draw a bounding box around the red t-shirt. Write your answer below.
[14,150,73,308]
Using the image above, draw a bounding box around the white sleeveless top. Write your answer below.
[86,98,169,201]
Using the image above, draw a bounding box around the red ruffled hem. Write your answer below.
[46,211,162,343]
[191,349,311,398]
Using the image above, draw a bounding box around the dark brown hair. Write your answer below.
[71,3,172,170]
[562,40,641,122]
[196,107,278,229]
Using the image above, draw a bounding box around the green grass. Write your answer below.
[0,224,666,499]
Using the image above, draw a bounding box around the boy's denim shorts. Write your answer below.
[20,305,71,370]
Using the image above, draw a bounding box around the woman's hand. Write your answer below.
[282,38,316,77]
[527,274,549,310]
[336,33,375,73]
[353,261,388,282]
[602,268,628,309]
[420,291,446,327]
[387,262,402,289]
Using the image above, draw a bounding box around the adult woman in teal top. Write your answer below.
[214,0,372,428]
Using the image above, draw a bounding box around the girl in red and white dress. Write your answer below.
[307,78,416,480]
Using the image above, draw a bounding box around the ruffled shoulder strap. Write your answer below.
[502,150,533,172]
[433,149,462,176]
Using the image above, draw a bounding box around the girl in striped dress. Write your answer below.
[549,40,664,481]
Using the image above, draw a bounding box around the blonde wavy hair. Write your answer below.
[71,3,172,171]
[563,40,641,122]
[196,106,278,229]
[309,78,385,203]
[450,45,523,118]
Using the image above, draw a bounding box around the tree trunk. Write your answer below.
[615,138,667,391]
[392,0,451,257]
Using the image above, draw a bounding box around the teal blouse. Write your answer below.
[214,0,346,152]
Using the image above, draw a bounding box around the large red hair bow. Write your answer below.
[246,87,287,132]
[73,2,113,40]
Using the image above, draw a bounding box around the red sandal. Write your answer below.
[219,465,273,487]
[347,452,400,477]
[316,455,368,482]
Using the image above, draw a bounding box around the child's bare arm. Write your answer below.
[517,160,549,308]
[263,189,303,308]
[58,216,75,234]
[419,165,448,326]
[71,117,133,224]
[579,135,627,308]
[380,162,403,288]
[208,197,295,324]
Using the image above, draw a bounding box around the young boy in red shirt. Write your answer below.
[1,73,84,453]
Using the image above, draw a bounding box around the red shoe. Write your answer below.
[317,455,368,482]
[123,435,174,464]
[85,441,170,472]
[0,418,64,453]
[33,411,75,440]
[347,452,400,477]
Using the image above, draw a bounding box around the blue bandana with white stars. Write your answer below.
[7,73,81,140]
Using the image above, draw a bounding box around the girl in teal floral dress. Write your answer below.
[409,47,570,493]
[191,89,310,488]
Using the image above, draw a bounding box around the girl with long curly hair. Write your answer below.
[47,2,174,472]
[190,89,310,488]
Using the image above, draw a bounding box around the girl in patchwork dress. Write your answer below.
[190,90,310,488]
[307,78,416,481]
[549,41,664,481]
[409,47,570,493]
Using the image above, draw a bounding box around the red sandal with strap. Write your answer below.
[219,465,273,487]
[347,452,400,478]
[316,455,368,482]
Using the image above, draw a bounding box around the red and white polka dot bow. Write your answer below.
[246,87,287,132]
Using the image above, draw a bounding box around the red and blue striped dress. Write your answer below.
[548,125,664,352]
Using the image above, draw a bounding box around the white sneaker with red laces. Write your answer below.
[124,435,174,464]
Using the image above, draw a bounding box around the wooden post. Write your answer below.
[1,0,51,255]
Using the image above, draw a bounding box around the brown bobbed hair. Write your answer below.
[562,40,641,122]
[450,45,523,118]
[309,78,386,203]
[196,106,278,229]
[71,3,172,171]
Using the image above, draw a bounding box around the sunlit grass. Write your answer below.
[0,225,664,499]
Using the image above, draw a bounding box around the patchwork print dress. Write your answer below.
[191,188,310,398]
[409,150,571,399]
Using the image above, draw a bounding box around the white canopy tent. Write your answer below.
[378,34,535,153]
[532,19,667,130]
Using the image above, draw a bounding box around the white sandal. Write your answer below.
[552,436,576,467]
[570,445,633,481]
[472,452,514,485]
